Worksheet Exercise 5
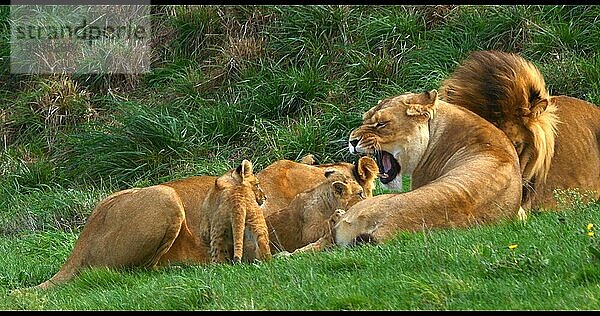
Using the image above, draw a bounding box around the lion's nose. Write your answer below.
[349,138,360,155]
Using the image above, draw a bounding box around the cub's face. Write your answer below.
[247,175,266,207]
[348,91,437,190]
[334,178,366,211]
[323,170,367,211]
[218,160,267,207]
[301,176,367,244]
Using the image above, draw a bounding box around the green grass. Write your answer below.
[2,4,600,310]
[2,202,600,310]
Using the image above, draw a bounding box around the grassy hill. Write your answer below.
[1,5,600,310]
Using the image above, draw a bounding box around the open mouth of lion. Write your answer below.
[374,150,401,184]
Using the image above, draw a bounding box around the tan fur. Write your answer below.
[287,209,347,255]
[257,156,379,214]
[200,160,271,263]
[299,154,319,165]
[439,50,600,209]
[35,185,189,289]
[31,157,377,289]
[333,90,522,245]
[265,170,368,254]
[33,160,267,289]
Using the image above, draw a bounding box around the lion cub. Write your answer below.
[200,159,271,263]
[264,169,368,254]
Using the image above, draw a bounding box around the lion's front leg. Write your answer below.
[517,206,528,221]
[285,209,346,256]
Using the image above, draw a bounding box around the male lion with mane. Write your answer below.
[439,50,600,211]
[324,89,523,246]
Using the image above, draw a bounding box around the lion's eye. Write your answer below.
[375,121,388,129]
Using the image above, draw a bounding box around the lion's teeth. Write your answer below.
[380,173,389,179]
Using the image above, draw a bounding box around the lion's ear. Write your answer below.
[332,181,349,197]
[300,154,319,165]
[520,99,549,119]
[426,89,438,102]
[324,169,336,178]
[235,159,254,181]
[406,89,438,118]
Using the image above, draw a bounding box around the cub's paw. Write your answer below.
[330,209,346,224]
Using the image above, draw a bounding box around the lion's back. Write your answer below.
[533,96,600,208]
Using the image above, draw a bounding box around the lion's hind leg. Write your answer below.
[144,212,185,269]
[31,185,186,290]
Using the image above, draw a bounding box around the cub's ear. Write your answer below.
[235,159,254,181]
[216,176,229,189]
[356,156,379,182]
[354,156,378,198]
[332,181,349,197]
[324,168,345,179]
[426,89,438,102]
[299,154,319,165]
[406,89,438,118]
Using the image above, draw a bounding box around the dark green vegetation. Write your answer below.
[1,5,600,310]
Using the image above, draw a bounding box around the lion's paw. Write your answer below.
[330,209,346,223]
[274,251,293,258]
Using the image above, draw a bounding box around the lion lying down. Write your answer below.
[293,90,523,252]
[439,50,600,210]
[31,156,378,289]
[34,160,269,290]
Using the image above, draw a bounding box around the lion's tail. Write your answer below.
[439,50,559,183]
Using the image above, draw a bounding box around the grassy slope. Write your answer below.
[1,5,600,310]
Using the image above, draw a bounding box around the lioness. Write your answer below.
[331,90,522,245]
[200,159,271,263]
[265,169,367,254]
[30,157,376,289]
[33,160,265,289]
[439,50,600,210]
